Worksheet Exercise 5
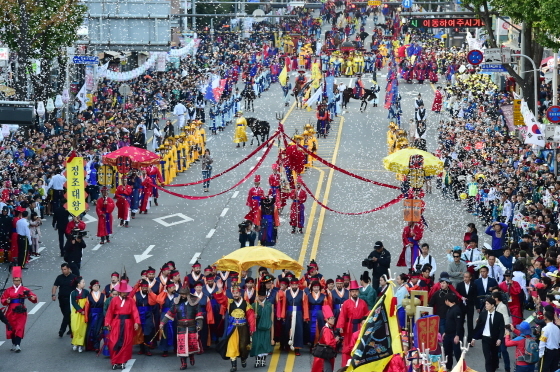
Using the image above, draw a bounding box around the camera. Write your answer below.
[71,229,88,239]
[238,222,249,233]
[361,259,373,270]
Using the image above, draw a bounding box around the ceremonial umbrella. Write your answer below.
[383,148,444,176]
[102,146,160,169]
[213,246,303,275]
[340,40,356,52]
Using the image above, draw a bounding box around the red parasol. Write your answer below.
[102,146,160,169]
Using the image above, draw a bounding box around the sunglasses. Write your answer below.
[453,255,461,258]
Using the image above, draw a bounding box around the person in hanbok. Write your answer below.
[397,221,424,269]
[104,280,141,370]
[159,287,204,370]
[85,280,106,352]
[259,195,279,247]
[70,276,89,352]
[289,179,307,234]
[304,281,330,346]
[431,85,443,113]
[250,284,274,368]
[1,266,38,352]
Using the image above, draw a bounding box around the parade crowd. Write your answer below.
[3,1,560,372]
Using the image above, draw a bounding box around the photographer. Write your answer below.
[365,241,391,291]
[0,266,38,352]
[64,232,87,276]
[65,215,86,240]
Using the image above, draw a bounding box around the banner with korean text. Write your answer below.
[66,157,86,216]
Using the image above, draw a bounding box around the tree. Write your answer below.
[463,0,560,112]
[0,0,86,100]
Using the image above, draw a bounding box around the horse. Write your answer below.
[342,87,379,112]
[359,88,379,112]
[241,86,256,112]
[246,117,270,146]
[293,80,308,109]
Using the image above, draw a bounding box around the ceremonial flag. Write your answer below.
[279,64,288,87]
[326,75,334,101]
[347,284,402,372]
[311,62,322,89]
[204,80,215,103]
[305,86,323,108]
[66,157,86,217]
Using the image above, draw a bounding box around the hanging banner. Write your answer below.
[156,52,167,72]
[66,157,86,217]
[85,65,95,91]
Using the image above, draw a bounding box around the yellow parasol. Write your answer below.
[213,246,303,275]
[383,148,444,176]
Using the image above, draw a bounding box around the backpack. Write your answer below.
[516,336,539,364]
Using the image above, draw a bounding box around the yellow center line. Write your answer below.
[297,166,325,265]
[309,117,344,262]
[266,345,281,372]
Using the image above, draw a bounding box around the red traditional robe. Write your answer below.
[104,296,141,365]
[431,89,443,112]
[1,285,38,339]
[311,324,337,372]
[139,177,152,213]
[499,280,522,325]
[289,188,307,228]
[397,223,424,268]
[115,185,132,221]
[335,297,369,367]
[96,196,115,237]
[245,186,265,225]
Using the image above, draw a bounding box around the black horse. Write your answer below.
[241,86,256,112]
[246,117,270,146]
[342,87,378,112]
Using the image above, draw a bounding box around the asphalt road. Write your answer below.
[0,22,505,372]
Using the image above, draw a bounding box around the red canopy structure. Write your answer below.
[102,146,160,169]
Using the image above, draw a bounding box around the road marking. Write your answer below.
[310,117,345,261]
[220,208,229,217]
[206,136,213,142]
[298,167,325,265]
[153,213,194,227]
[134,245,155,263]
[28,247,46,262]
[0,341,4,347]
[122,359,136,372]
[28,302,46,315]
[92,244,102,251]
[206,229,216,238]
[283,351,296,372]
[82,213,97,224]
[189,252,201,265]
[232,191,239,199]
[266,345,280,372]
